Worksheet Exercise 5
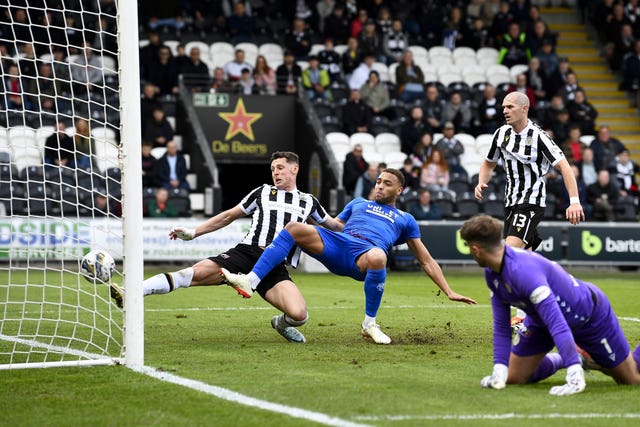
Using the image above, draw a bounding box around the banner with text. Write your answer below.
[195,94,296,164]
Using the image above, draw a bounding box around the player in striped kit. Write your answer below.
[474,91,585,251]
[134,152,343,343]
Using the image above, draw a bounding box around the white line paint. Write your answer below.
[354,413,640,421]
[130,365,373,427]
[620,316,640,323]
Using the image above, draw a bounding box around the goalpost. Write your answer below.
[0,1,143,368]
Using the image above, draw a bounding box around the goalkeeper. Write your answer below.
[133,151,342,343]
[459,215,640,396]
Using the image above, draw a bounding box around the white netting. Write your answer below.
[0,2,126,368]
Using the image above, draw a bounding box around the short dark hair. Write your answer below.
[270,151,299,164]
[459,215,503,249]
[381,168,404,187]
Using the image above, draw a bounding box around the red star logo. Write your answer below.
[219,98,262,141]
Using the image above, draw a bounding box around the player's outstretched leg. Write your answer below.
[143,267,194,295]
[271,314,306,343]
[109,282,123,308]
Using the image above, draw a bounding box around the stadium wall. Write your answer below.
[1,219,638,266]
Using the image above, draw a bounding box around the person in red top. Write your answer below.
[561,124,585,163]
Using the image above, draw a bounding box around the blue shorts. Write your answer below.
[512,285,630,369]
[311,227,374,281]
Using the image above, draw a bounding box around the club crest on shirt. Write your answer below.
[525,135,532,145]
[271,189,277,195]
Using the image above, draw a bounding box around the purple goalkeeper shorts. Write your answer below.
[512,285,630,369]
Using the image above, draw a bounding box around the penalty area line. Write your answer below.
[144,304,491,313]
[130,365,373,427]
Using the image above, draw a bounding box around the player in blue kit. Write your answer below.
[459,215,640,395]
[222,168,477,344]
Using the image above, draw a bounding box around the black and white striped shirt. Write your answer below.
[240,184,329,265]
[487,120,565,207]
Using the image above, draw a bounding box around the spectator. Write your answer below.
[567,90,598,136]
[621,40,640,105]
[353,162,379,200]
[351,9,369,38]
[548,108,571,145]
[400,106,431,155]
[489,1,514,45]
[382,18,408,65]
[342,37,362,82]
[253,55,277,95]
[144,107,174,149]
[276,50,302,95]
[342,143,369,195]
[180,47,211,92]
[324,3,350,44]
[609,23,635,71]
[139,30,164,77]
[477,83,503,134]
[70,43,104,91]
[538,94,565,130]
[409,131,435,167]
[359,70,390,118]
[468,17,491,50]
[27,62,56,114]
[302,56,331,101]
[375,6,393,36]
[609,149,640,198]
[316,0,336,35]
[498,22,531,67]
[395,50,425,103]
[409,189,442,220]
[2,63,33,111]
[435,122,466,176]
[284,18,311,61]
[173,43,190,72]
[442,6,472,50]
[73,118,94,170]
[142,93,169,135]
[578,147,598,187]
[51,48,71,94]
[17,42,37,80]
[146,46,179,96]
[224,49,253,83]
[561,124,585,163]
[545,56,573,101]
[227,1,254,45]
[558,72,582,103]
[400,157,420,190]
[442,91,473,134]
[156,140,190,191]
[237,67,259,95]
[141,141,157,188]
[528,19,557,56]
[535,39,560,84]
[144,0,185,35]
[508,73,536,112]
[587,170,620,221]
[146,187,179,217]
[419,149,451,194]
[210,67,235,94]
[342,89,371,134]
[44,122,75,170]
[526,56,547,103]
[423,84,446,132]
[349,51,381,90]
[318,37,343,83]
[358,19,384,63]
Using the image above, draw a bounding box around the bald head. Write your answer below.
[504,91,530,108]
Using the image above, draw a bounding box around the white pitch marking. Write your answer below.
[619,316,640,323]
[353,413,640,421]
[144,304,491,313]
[130,365,373,427]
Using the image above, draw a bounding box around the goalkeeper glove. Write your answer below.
[170,227,196,241]
[480,363,508,389]
[549,364,585,396]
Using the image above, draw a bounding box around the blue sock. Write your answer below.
[363,269,386,317]
[253,229,296,280]
[528,353,563,383]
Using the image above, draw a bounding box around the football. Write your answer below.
[80,250,115,283]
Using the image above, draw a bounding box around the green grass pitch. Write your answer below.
[1,267,639,427]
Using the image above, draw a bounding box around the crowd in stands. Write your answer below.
[1,1,639,221]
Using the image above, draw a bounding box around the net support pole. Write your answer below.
[118,1,144,367]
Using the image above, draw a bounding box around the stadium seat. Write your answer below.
[456,192,480,219]
[453,56,478,68]
[456,133,477,152]
[185,41,210,58]
[429,46,453,61]
[309,43,325,56]
[475,134,494,156]
[487,73,512,88]
[432,190,456,219]
[333,44,348,55]
[408,45,429,62]
[94,138,120,173]
[579,135,595,146]
[481,193,505,219]
[383,151,407,169]
[164,40,180,56]
[350,132,376,152]
[422,70,438,84]
[375,132,401,153]
[35,126,55,149]
[509,64,529,82]
[452,47,476,62]
[258,43,284,57]
[92,126,117,143]
[476,47,499,65]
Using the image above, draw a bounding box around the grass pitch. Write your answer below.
[1,268,639,427]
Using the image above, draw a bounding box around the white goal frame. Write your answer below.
[0,0,143,369]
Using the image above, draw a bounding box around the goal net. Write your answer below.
[0,1,143,369]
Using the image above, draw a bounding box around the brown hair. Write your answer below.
[459,215,503,249]
[423,148,449,172]
[271,151,299,164]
